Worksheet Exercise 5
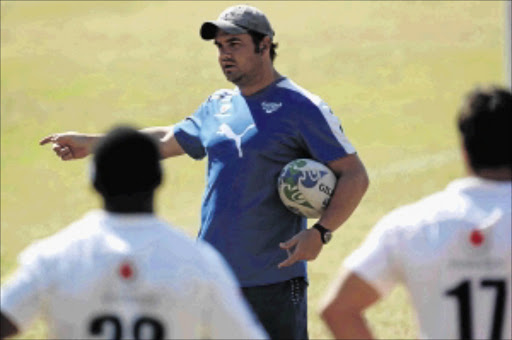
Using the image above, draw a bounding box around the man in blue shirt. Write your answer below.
[40,5,369,339]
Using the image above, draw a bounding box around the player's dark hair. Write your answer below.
[248,30,278,62]
[457,85,512,171]
[92,126,162,204]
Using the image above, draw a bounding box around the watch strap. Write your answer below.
[312,223,332,244]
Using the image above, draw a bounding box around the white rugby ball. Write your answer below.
[277,159,337,218]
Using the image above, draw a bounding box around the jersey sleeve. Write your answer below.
[0,243,52,332]
[172,101,209,160]
[343,215,401,297]
[298,101,356,163]
[198,242,268,339]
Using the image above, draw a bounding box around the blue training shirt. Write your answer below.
[173,77,356,287]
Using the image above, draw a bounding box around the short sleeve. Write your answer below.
[0,244,50,332]
[343,216,401,297]
[173,102,209,160]
[198,242,268,339]
[298,101,356,163]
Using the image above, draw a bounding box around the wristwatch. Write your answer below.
[312,223,333,244]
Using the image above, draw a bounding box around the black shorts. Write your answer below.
[242,277,308,340]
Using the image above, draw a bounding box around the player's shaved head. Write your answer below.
[92,126,162,199]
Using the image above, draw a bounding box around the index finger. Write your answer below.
[39,134,57,145]
[279,236,299,250]
[277,251,301,269]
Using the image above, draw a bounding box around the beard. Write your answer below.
[224,69,245,85]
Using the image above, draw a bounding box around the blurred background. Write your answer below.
[1,1,510,338]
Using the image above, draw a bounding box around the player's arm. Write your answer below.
[319,153,369,230]
[279,154,369,267]
[318,269,380,339]
[40,126,185,160]
[154,126,186,159]
[320,213,400,339]
[1,244,51,340]
[0,312,19,339]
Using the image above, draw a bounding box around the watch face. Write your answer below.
[323,231,332,244]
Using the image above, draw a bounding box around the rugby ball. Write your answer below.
[277,159,337,218]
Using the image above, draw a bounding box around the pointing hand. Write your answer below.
[40,132,97,161]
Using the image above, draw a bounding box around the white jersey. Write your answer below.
[0,210,267,339]
[344,177,511,340]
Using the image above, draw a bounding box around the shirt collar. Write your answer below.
[94,210,159,227]
[234,76,287,97]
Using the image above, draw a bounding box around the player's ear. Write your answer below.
[260,36,271,55]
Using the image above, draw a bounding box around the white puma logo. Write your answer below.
[217,123,256,158]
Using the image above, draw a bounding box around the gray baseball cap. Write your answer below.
[200,4,275,40]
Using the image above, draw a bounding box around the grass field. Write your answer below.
[1,1,508,339]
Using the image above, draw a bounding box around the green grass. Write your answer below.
[1,1,507,339]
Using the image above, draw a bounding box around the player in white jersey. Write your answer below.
[319,85,511,340]
[1,126,267,340]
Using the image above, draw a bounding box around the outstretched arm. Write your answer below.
[40,126,185,160]
[155,126,186,159]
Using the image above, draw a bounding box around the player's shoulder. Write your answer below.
[150,232,236,286]
[19,210,104,263]
[383,177,511,235]
[376,186,459,236]
[207,88,238,103]
[149,223,226,270]
[152,223,200,253]
[275,78,325,105]
[190,240,236,282]
[192,240,227,269]
[274,77,335,118]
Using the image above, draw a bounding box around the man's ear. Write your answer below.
[260,36,271,54]
[258,43,266,54]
